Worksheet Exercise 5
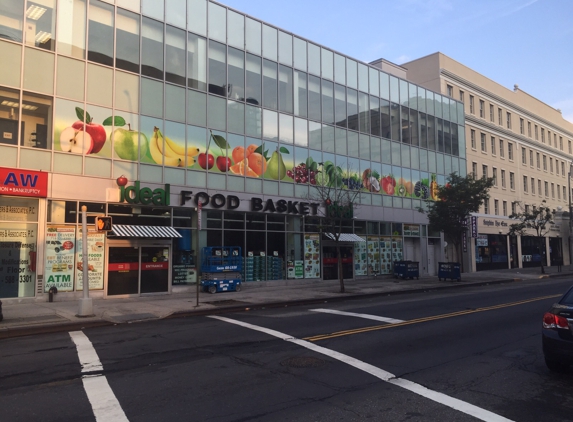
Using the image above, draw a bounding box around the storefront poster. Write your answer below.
[287,260,304,279]
[0,223,37,298]
[367,236,380,275]
[44,226,76,292]
[477,235,488,247]
[379,237,393,274]
[173,264,197,284]
[354,241,367,276]
[304,234,320,279]
[75,228,105,290]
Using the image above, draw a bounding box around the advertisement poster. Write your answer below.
[367,236,380,275]
[354,241,367,276]
[287,260,304,279]
[44,225,76,292]
[75,228,105,290]
[172,264,197,284]
[0,223,37,298]
[379,237,393,274]
[304,234,320,279]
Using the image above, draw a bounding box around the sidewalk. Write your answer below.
[1,265,572,339]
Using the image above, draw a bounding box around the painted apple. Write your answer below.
[59,127,94,154]
[112,127,148,161]
[216,156,232,172]
[72,120,107,154]
[198,152,215,169]
[116,175,128,186]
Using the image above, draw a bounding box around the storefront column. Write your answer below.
[516,235,523,268]
[545,236,551,267]
[504,235,511,269]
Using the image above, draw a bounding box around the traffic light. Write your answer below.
[95,216,112,232]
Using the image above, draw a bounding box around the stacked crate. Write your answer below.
[243,257,254,282]
[267,256,284,280]
[252,255,266,281]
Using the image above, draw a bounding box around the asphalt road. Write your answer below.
[1,279,572,422]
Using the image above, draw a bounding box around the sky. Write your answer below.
[219,0,573,124]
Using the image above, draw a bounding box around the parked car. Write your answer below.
[542,286,573,372]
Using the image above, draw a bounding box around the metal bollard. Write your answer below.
[48,286,58,302]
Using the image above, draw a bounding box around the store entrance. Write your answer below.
[107,243,170,296]
[322,245,353,280]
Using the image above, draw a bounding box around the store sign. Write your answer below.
[481,218,509,229]
[326,202,353,219]
[471,216,478,238]
[403,224,420,237]
[0,167,48,198]
[476,234,488,247]
[119,181,170,205]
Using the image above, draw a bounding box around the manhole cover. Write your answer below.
[281,356,327,368]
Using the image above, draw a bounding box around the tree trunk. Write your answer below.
[539,237,545,274]
[337,244,345,293]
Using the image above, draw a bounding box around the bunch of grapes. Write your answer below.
[287,163,317,185]
[341,177,363,190]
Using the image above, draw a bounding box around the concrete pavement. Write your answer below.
[1,264,572,339]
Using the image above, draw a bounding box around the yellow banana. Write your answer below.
[150,127,181,167]
[164,136,200,158]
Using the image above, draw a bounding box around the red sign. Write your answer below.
[142,262,169,270]
[0,167,48,198]
[109,263,139,271]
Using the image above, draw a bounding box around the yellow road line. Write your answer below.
[303,294,561,342]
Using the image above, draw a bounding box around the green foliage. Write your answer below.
[508,200,555,238]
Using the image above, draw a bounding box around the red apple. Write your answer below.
[216,156,232,172]
[116,175,128,186]
[72,120,107,154]
[198,153,214,169]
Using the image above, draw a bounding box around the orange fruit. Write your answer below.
[246,144,258,156]
[248,152,267,176]
[246,167,258,177]
[230,159,247,175]
[232,146,245,164]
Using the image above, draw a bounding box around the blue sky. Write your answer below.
[219,0,573,124]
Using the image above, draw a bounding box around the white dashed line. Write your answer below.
[310,308,405,324]
[209,315,514,422]
[70,331,129,422]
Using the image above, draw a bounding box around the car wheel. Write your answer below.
[235,284,241,292]
[208,285,217,294]
[545,357,568,372]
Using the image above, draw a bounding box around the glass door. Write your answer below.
[141,246,169,293]
[108,246,139,295]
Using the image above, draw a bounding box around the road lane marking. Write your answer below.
[70,331,129,422]
[209,315,514,422]
[310,308,405,324]
[304,294,561,341]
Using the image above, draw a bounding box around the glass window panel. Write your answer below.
[334,84,346,128]
[57,56,85,101]
[427,115,436,150]
[263,109,278,141]
[308,75,321,122]
[278,31,292,65]
[371,136,381,162]
[380,99,390,139]
[370,96,380,137]
[57,0,86,58]
[408,83,417,110]
[334,54,345,85]
[321,49,333,80]
[410,110,418,146]
[263,59,278,109]
[245,17,261,55]
[322,124,335,153]
[188,0,206,36]
[279,113,293,144]
[165,0,186,28]
[443,121,451,155]
[22,92,52,150]
[208,40,226,96]
[207,94,226,131]
[87,0,114,66]
[359,134,370,159]
[369,68,379,96]
[390,102,400,142]
[308,43,320,76]
[391,142,401,166]
[0,1,24,42]
[245,53,261,106]
[228,100,244,134]
[86,62,111,106]
[141,17,164,80]
[25,0,56,51]
[208,2,226,43]
[142,0,163,17]
[437,118,444,152]
[294,117,307,146]
[24,47,54,94]
[358,63,368,93]
[381,139,391,164]
[293,37,306,70]
[345,88,359,132]
[227,10,244,49]
[278,64,293,113]
[389,76,399,104]
[166,25,186,86]
[228,47,245,101]
[294,70,307,118]
[346,59,357,89]
[335,127,346,155]
[348,130,359,157]
[399,79,408,106]
[308,121,321,150]
[141,77,163,118]
[419,148,428,170]
[358,92,369,133]
[262,24,277,61]
[321,79,334,125]
[451,124,459,156]
[418,112,427,149]
[401,144,410,168]
[379,72,389,101]
[426,91,434,116]
[116,8,139,73]
[164,120,186,167]
[187,33,207,90]
[165,84,185,122]
[418,88,426,113]
[245,104,261,137]
[116,0,140,11]
[187,89,206,126]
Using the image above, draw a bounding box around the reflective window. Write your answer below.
[323,124,335,152]
[308,43,320,76]
[294,70,307,118]
[279,113,293,144]
[116,0,140,11]
[245,53,261,105]
[187,89,206,126]
[262,59,278,109]
[227,10,244,49]
[116,8,140,73]
[228,100,244,134]
[334,54,345,85]
[245,17,261,55]
[346,88,358,131]
[380,99,390,139]
[263,109,277,141]
[278,31,292,66]
[335,127,346,155]
[165,0,186,28]
[389,76,399,103]
[347,130,358,157]
[321,49,333,80]
[321,79,334,125]
[358,63,368,93]
[278,65,293,113]
[188,33,207,91]
[207,94,226,131]
[0,1,24,42]
[165,84,185,122]
[262,25,277,61]
[22,92,53,149]
[399,80,408,105]
[141,77,163,118]
[294,118,307,146]
[346,59,357,89]
[208,40,226,96]
[208,2,226,43]
[390,102,400,142]
[334,84,346,128]
[228,47,245,101]
[370,96,380,137]
[0,87,20,146]
[308,121,321,149]
[142,0,164,18]
[358,92,369,133]
[245,103,261,138]
[308,75,321,122]
[141,17,164,80]
[57,0,86,58]
[188,0,206,36]
[293,37,306,70]
[166,25,186,85]
[87,0,114,67]
[369,68,379,96]
[25,0,56,51]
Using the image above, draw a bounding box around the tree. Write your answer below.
[418,172,494,272]
[306,159,361,293]
[508,200,555,274]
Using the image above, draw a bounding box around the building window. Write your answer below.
[506,112,512,129]
[492,168,497,186]
[554,133,557,147]
[550,157,553,173]
[519,118,524,134]
[523,175,528,192]
[498,108,502,125]
[472,162,478,176]
[510,172,515,190]
[480,133,486,152]
[536,152,540,169]
[535,125,538,140]
[562,162,565,176]
[521,147,526,164]
[527,122,531,137]
[531,177,535,194]
[469,95,474,114]
[482,165,488,178]
[560,136,563,150]
[491,136,496,155]
[556,159,559,175]
[529,150,533,166]
[543,155,547,171]
[489,104,494,121]
[501,170,506,188]
[541,128,545,143]
[538,179,542,196]
[494,199,499,215]
[511,202,516,214]
[508,142,513,160]
[564,186,567,201]
[525,204,530,213]
[551,183,555,198]
[569,140,572,154]
[558,184,561,199]
[447,84,453,97]
[548,130,551,146]
[500,139,504,157]
[459,90,464,102]
[479,100,484,118]
[544,181,549,197]
[503,201,507,216]
[470,129,476,149]
[484,199,489,214]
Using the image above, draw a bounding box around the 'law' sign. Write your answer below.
[0,167,48,198]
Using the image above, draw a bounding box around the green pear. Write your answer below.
[265,150,287,180]
[112,127,148,161]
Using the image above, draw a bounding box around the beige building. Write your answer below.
[403,52,573,271]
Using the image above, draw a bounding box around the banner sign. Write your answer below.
[75,228,105,290]
[0,167,48,198]
[44,226,76,292]
[471,216,478,238]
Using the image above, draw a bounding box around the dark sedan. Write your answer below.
[542,286,573,372]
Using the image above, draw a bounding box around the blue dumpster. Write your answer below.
[394,261,419,279]
[438,262,461,281]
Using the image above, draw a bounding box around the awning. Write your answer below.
[110,224,182,238]
[324,233,366,242]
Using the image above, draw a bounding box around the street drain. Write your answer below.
[281,356,327,368]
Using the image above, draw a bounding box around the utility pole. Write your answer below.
[77,206,94,317]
